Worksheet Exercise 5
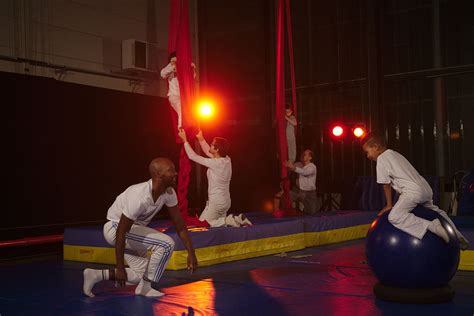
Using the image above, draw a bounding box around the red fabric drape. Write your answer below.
[275,0,297,212]
[168,0,199,223]
[276,0,291,210]
[168,0,196,132]
[285,0,297,118]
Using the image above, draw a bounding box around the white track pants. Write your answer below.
[103,221,175,284]
[388,194,465,240]
[199,199,235,227]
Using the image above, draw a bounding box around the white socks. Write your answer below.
[83,268,108,298]
[236,214,253,226]
[135,279,165,297]
[428,219,449,243]
[225,214,240,227]
[224,214,253,227]
[427,220,471,250]
[83,268,143,298]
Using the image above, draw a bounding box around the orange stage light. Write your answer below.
[353,127,365,138]
[197,101,214,119]
[263,200,274,213]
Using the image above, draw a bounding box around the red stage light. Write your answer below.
[332,125,344,137]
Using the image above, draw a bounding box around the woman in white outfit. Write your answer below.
[178,129,252,227]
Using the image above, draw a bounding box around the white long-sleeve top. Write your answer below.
[294,162,317,191]
[160,63,180,97]
[184,140,232,203]
[376,149,432,199]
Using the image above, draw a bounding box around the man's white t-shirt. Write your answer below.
[106,179,178,226]
[376,149,431,198]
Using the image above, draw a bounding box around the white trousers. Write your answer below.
[287,133,296,162]
[168,95,182,128]
[103,221,175,284]
[388,194,465,240]
[199,199,232,227]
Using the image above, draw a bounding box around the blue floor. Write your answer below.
[1,240,473,316]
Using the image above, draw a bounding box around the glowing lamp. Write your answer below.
[198,102,213,118]
[332,125,344,137]
[353,127,365,138]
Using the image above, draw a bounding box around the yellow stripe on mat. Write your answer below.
[168,233,306,270]
[304,224,370,247]
[63,224,474,271]
[64,232,306,270]
[64,245,116,265]
[459,250,474,271]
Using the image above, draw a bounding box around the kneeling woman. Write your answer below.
[178,129,252,227]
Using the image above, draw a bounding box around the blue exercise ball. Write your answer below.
[366,206,460,288]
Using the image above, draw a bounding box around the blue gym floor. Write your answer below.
[1,239,473,316]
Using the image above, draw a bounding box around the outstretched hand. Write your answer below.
[178,128,187,142]
[285,160,295,170]
[196,130,204,141]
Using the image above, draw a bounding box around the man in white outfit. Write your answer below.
[160,52,196,129]
[362,131,469,250]
[178,129,252,227]
[82,158,198,298]
[286,149,318,214]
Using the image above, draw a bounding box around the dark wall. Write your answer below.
[381,0,474,177]
[198,0,474,194]
[3,71,180,239]
[3,69,280,240]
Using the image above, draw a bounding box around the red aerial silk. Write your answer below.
[285,0,297,119]
[168,0,195,133]
[168,0,207,226]
[275,0,297,212]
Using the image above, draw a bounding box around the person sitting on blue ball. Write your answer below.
[362,131,469,250]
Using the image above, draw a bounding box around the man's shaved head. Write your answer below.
[149,158,174,178]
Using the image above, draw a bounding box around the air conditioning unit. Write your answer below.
[121,39,157,73]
